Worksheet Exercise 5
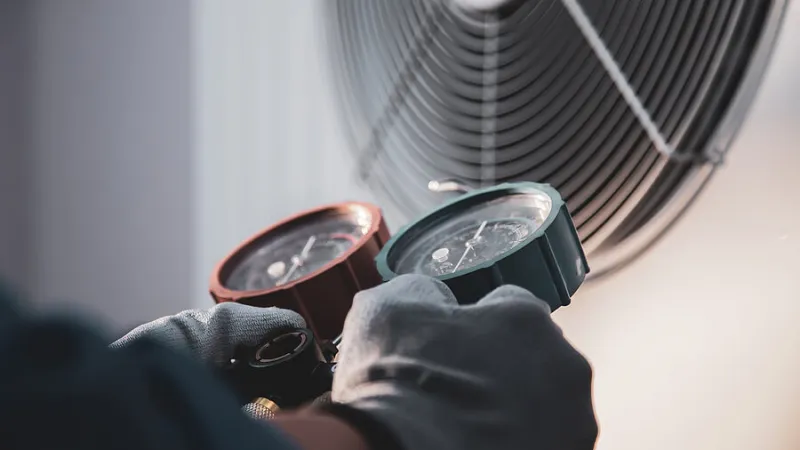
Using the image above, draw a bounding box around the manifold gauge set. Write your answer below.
[208,181,589,414]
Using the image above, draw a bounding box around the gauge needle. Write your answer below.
[277,236,316,285]
[451,221,487,274]
[473,220,487,240]
[300,235,316,260]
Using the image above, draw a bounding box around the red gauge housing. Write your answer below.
[210,202,390,340]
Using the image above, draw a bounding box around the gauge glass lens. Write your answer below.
[389,192,552,276]
[225,206,373,291]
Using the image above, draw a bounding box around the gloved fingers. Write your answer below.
[572,398,600,449]
[342,274,457,338]
[566,396,598,449]
[310,391,333,407]
[111,302,306,366]
[351,274,458,310]
[543,370,598,450]
[462,284,555,341]
[555,344,594,400]
[534,393,598,450]
[473,284,551,314]
[335,276,456,384]
[204,301,306,347]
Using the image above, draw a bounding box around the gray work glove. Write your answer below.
[332,274,598,450]
[110,302,306,366]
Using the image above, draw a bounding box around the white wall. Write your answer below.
[0,1,32,291]
[2,0,372,328]
[11,0,375,328]
[25,0,194,330]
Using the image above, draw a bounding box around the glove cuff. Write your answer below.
[316,403,406,450]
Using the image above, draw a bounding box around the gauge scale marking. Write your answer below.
[226,221,363,292]
[401,218,537,277]
[377,182,589,311]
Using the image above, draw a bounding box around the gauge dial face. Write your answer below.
[389,191,553,277]
[225,207,374,291]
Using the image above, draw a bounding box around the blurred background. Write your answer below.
[1,1,799,449]
[0,1,375,328]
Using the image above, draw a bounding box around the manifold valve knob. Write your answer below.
[242,397,281,421]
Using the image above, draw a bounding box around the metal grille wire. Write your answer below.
[323,0,784,277]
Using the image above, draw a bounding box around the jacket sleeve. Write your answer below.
[0,288,300,450]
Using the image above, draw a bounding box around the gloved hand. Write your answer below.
[331,274,598,450]
[110,302,306,367]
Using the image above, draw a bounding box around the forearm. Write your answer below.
[271,411,371,450]
[0,300,302,450]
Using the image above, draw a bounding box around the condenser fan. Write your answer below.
[324,0,783,277]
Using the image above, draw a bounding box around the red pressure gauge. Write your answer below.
[210,202,390,340]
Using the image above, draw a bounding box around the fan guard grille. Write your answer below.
[324,0,785,277]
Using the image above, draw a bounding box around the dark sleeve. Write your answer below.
[0,289,300,450]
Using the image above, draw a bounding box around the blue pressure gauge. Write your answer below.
[375,182,589,311]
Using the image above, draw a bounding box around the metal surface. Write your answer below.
[242,397,280,421]
[324,0,785,277]
[427,179,474,194]
[584,0,790,278]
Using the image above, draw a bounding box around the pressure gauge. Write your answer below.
[210,202,390,340]
[375,183,589,310]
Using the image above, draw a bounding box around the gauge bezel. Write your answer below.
[211,202,384,300]
[376,182,588,310]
